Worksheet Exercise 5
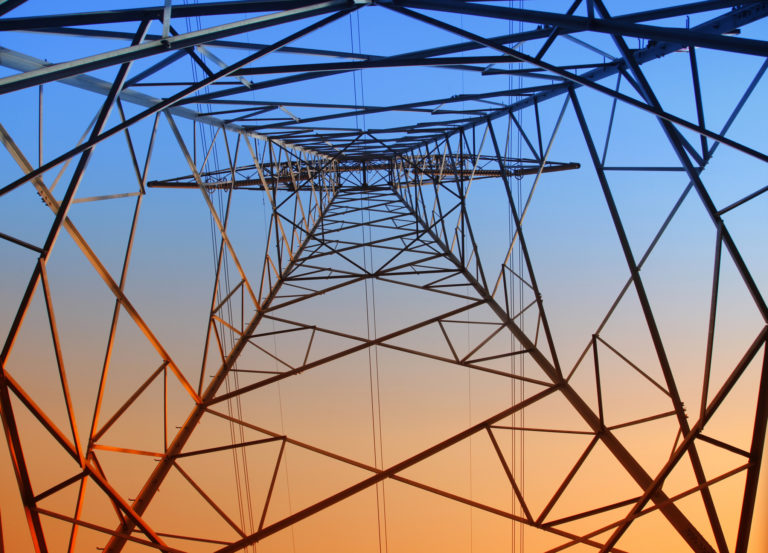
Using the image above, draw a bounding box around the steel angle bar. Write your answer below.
[391,182,717,553]
[0,6,355,197]
[397,0,768,57]
[99,175,339,553]
[215,385,559,552]
[385,3,768,163]
[593,327,768,552]
[0,24,148,551]
[735,341,768,552]
[0,46,308,157]
[0,1,350,94]
[0,0,25,17]
[570,83,727,553]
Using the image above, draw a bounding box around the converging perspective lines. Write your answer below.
[0,2,767,553]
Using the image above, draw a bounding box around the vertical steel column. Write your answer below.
[735,341,768,553]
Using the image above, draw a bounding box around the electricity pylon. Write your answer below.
[1,3,767,552]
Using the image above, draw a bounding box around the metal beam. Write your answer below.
[0,1,349,95]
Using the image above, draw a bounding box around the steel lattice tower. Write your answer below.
[1,2,767,553]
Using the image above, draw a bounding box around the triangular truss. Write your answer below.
[1,3,768,553]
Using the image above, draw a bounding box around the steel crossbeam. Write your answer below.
[1,2,767,552]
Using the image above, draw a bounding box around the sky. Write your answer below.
[1,2,767,552]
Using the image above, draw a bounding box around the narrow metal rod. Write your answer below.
[101,179,339,553]
[570,83,721,553]
[394,176,713,553]
[734,341,768,553]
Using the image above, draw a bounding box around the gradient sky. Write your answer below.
[1,2,767,552]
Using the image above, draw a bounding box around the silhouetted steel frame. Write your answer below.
[394,127,713,553]
[0,7,355,552]
[2,3,767,162]
[1,2,768,552]
[194,187,625,553]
